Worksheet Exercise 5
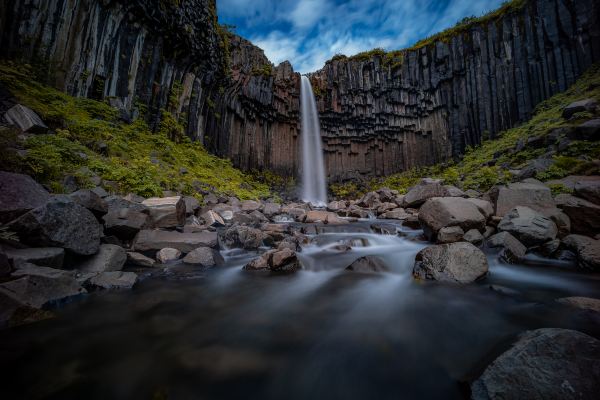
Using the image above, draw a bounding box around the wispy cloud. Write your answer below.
[217,0,506,73]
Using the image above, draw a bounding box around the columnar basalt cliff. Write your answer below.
[311,0,600,180]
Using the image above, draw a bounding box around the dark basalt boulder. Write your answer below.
[471,328,600,400]
[133,230,218,253]
[69,189,108,218]
[0,171,51,224]
[3,104,48,133]
[8,196,101,256]
[103,208,149,240]
[486,232,527,263]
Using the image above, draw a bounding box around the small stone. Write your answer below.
[156,248,182,264]
[182,247,224,267]
[126,251,156,268]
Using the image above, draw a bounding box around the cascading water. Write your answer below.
[300,75,328,206]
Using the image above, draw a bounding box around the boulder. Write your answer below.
[203,193,218,205]
[183,196,200,216]
[376,187,396,202]
[212,204,235,222]
[574,177,600,205]
[357,191,381,208]
[413,242,488,283]
[241,200,261,212]
[376,202,397,214]
[403,179,447,208]
[326,201,344,212]
[0,171,51,223]
[3,104,48,133]
[201,210,225,227]
[562,234,600,271]
[4,247,65,269]
[487,232,527,263]
[489,182,555,217]
[88,271,137,290]
[78,244,126,272]
[133,230,218,253]
[464,229,484,245]
[142,196,185,228]
[437,226,464,244]
[103,208,148,239]
[418,197,486,241]
[443,185,466,198]
[345,256,389,273]
[465,198,494,219]
[0,264,85,308]
[156,248,181,263]
[126,251,156,268]
[562,98,598,119]
[557,297,600,313]
[498,206,558,247]
[370,223,397,235]
[269,248,300,272]
[262,203,281,217]
[69,189,108,218]
[182,247,224,267]
[105,195,149,214]
[471,328,600,400]
[381,208,409,220]
[8,196,101,255]
[544,208,571,238]
[244,251,272,271]
[574,118,600,140]
[220,225,265,250]
[557,194,600,236]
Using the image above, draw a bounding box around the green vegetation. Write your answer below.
[348,48,386,62]
[331,63,600,198]
[251,63,274,77]
[0,62,272,200]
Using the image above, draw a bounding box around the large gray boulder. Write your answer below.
[497,206,558,247]
[133,230,218,253]
[8,196,101,255]
[471,328,600,400]
[69,189,108,218]
[413,242,488,283]
[418,197,486,241]
[4,104,48,133]
[220,225,265,250]
[403,179,447,208]
[142,196,185,228]
[0,171,50,223]
[182,247,224,267]
[489,182,555,217]
[345,256,389,273]
[487,232,527,263]
[103,208,148,239]
[78,244,126,273]
[4,247,65,269]
[556,194,600,236]
[562,234,600,271]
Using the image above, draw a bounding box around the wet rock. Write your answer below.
[156,248,181,264]
[402,215,421,229]
[556,194,600,236]
[133,230,218,252]
[221,225,265,250]
[8,196,101,256]
[201,210,225,227]
[464,229,484,245]
[345,256,389,273]
[471,328,600,400]
[183,196,200,216]
[103,208,149,240]
[269,248,300,272]
[370,223,397,235]
[182,247,224,267]
[413,242,488,283]
[244,251,272,271]
[142,196,186,228]
[403,179,447,208]
[0,264,85,308]
[562,98,598,119]
[126,251,156,268]
[69,189,108,218]
[78,244,126,272]
[489,182,555,217]
[574,177,600,205]
[557,297,600,313]
[0,171,51,223]
[497,206,558,247]
[540,239,561,257]
[437,226,465,244]
[487,232,527,263]
[562,234,600,271]
[88,271,137,290]
[4,104,48,133]
[418,197,486,241]
[376,202,397,214]
[4,247,64,269]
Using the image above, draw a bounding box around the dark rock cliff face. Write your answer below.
[311,0,600,180]
[0,0,598,183]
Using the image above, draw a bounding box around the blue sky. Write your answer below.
[216,0,506,73]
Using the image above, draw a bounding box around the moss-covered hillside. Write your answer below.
[0,62,272,200]
[331,63,600,199]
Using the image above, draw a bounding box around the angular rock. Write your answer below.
[269,248,300,272]
[142,196,185,228]
[133,230,218,253]
[345,256,389,273]
[562,98,598,119]
[9,196,101,255]
[557,194,600,236]
[418,197,486,241]
[0,171,50,223]
[489,182,555,217]
[69,189,108,218]
[78,244,126,272]
[182,247,224,267]
[357,191,381,208]
[183,196,200,216]
[545,208,571,238]
[88,271,137,290]
[437,226,464,244]
[4,104,48,133]
[443,185,466,198]
[403,179,447,208]
[326,201,345,212]
[262,202,281,217]
[498,206,558,247]
[4,247,65,269]
[465,198,494,219]
[464,229,484,245]
[201,210,225,227]
[574,177,600,205]
[487,232,527,263]
[126,251,156,268]
[244,251,272,271]
[562,234,600,271]
[471,328,600,400]
[241,200,261,212]
[156,248,182,263]
[381,208,409,220]
[103,208,148,239]
[413,242,488,283]
[515,158,554,180]
[221,225,265,250]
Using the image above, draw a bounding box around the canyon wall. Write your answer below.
[1,0,599,183]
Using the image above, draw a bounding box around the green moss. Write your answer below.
[251,63,273,77]
[0,61,272,200]
[348,48,386,62]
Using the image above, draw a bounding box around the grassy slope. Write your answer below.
[0,62,272,200]
[331,64,600,199]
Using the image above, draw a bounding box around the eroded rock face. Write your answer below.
[471,328,600,400]
[413,242,488,283]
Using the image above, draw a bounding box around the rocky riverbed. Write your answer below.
[1,172,600,399]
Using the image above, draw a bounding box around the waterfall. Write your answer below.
[300,75,327,206]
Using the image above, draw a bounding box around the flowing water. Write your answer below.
[1,221,599,399]
[300,75,327,206]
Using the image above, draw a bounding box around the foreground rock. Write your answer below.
[497,206,558,247]
[490,182,555,217]
[133,230,218,253]
[69,189,108,218]
[8,196,101,255]
[88,271,138,290]
[557,297,600,313]
[471,328,600,400]
[4,104,48,133]
[555,194,600,236]
[562,234,600,271]
[244,248,301,272]
[418,197,486,241]
[141,196,185,228]
[413,242,488,283]
[156,248,182,263]
[78,244,126,272]
[126,251,156,267]
[3,247,65,269]
[487,232,526,263]
[182,247,224,267]
[103,208,149,239]
[403,179,447,208]
[0,171,51,223]
[346,256,389,273]
[221,225,265,250]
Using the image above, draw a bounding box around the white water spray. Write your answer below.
[300,75,327,206]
